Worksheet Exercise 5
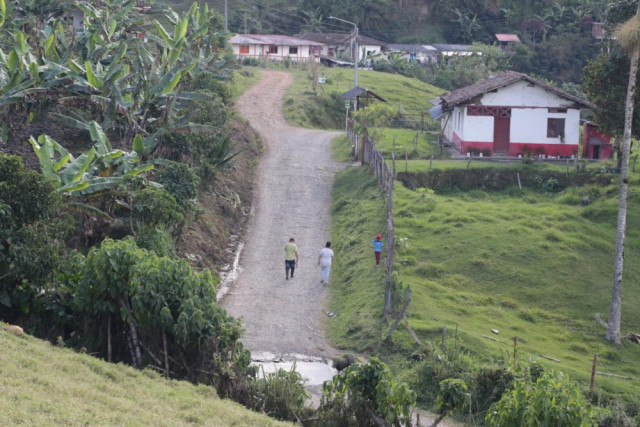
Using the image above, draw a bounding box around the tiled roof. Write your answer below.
[439,71,592,109]
[298,32,387,47]
[495,34,521,42]
[229,34,322,46]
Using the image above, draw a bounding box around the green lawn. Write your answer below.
[327,136,640,398]
[0,331,290,426]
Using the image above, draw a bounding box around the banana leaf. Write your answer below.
[58,178,90,194]
[74,176,123,196]
[89,121,112,154]
[66,202,112,219]
[59,148,97,184]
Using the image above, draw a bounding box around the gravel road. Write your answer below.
[220,71,344,361]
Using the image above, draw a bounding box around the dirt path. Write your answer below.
[220,71,343,360]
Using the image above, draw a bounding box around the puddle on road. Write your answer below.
[217,240,243,301]
[251,352,337,385]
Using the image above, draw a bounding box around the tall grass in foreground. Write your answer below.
[328,150,640,399]
[0,332,290,426]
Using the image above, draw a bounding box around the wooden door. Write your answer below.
[494,117,510,153]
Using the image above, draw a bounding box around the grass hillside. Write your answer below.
[280,65,444,129]
[327,135,640,402]
[0,331,290,426]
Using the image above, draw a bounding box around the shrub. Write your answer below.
[192,95,228,127]
[132,188,184,233]
[242,57,259,66]
[135,226,175,258]
[485,370,596,426]
[319,357,416,426]
[155,161,200,205]
[190,71,233,104]
[74,237,252,396]
[250,365,311,422]
[0,154,60,224]
[0,154,67,320]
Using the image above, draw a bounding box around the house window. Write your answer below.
[289,46,298,55]
[548,108,567,113]
[239,45,249,54]
[547,118,565,138]
[268,45,278,54]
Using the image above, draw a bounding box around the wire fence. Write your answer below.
[391,111,440,131]
[348,119,396,319]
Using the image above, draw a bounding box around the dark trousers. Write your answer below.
[285,260,296,277]
[375,251,381,265]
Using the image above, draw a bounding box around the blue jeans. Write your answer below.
[285,260,296,277]
[320,264,331,283]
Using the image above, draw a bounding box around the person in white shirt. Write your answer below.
[317,241,334,285]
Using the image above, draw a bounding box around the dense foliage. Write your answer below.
[0,0,251,392]
[0,154,67,318]
[583,1,640,141]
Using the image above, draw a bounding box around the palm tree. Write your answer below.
[606,4,640,345]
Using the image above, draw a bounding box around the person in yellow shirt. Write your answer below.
[285,238,299,280]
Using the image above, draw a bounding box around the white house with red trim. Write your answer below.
[433,71,593,158]
[229,34,322,62]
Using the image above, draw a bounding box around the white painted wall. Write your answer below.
[442,81,582,146]
[232,43,316,60]
[464,113,494,142]
[481,81,576,108]
[359,43,382,60]
[511,108,580,144]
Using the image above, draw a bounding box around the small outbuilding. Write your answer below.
[340,86,387,111]
[582,122,613,159]
[433,71,593,157]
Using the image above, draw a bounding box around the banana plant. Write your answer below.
[29,121,155,197]
[0,0,6,29]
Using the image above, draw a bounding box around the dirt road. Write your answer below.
[220,71,343,360]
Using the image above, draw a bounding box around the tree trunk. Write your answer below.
[163,331,170,377]
[120,298,143,366]
[107,315,112,363]
[606,43,639,344]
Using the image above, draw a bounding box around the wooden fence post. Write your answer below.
[384,173,394,320]
[590,353,598,390]
[404,148,409,174]
[386,288,412,340]
[513,336,519,366]
[392,136,396,178]
[441,326,447,351]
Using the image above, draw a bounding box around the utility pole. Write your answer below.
[328,16,358,88]
[224,0,228,33]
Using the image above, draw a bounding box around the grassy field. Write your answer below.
[276,64,444,129]
[327,136,640,400]
[0,331,290,426]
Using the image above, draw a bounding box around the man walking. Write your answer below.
[317,241,334,285]
[285,238,299,280]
